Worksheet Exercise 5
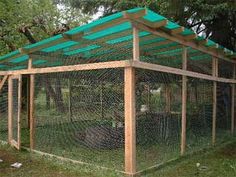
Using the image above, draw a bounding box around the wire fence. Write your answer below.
[0,58,235,173]
[33,68,125,170]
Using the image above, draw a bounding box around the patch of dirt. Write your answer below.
[218,143,236,158]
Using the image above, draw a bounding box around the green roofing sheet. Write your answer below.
[0,7,235,71]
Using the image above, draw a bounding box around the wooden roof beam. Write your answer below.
[131,21,235,63]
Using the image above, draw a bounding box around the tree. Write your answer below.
[0,0,90,112]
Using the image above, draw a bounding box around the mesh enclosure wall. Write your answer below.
[139,35,182,69]
[135,69,181,170]
[0,81,8,142]
[33,68,124,170]
[216,83,232,143]
[218,59,234,79]
[12,79,19,142]
[187,49,212,75]
[186,78,213,153]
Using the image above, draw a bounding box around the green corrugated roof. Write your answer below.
[0,7,235,71]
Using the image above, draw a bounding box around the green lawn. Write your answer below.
[0,140,236,177]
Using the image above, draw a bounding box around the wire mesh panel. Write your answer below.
[186,78,213,153]
[216,83,232,143]
[187,49,212,75]
[136,69,181,171]
[0,82,8,142]
[218,59,234,79]
[139,33,182,69]
[12,79,19,142]
[34,68,124,170]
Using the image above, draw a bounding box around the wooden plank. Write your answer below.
[29,74,35,149]
[0,60,132,76]
[27,59,32,128]
[131,21,235,63]
[19,38,66,54]
[178,33,197,41]
[68,79,72,122]
[123,9,146,19]
[0,75,8,91]
[124,67,136,175]
[162,26,184,35]
[181,46,187,155]
[212,57,218,145]
[131,61,236,83]
[17,75,22,150]
[231,64,235,135]
[8,76,13,143]
[133,26,140,61]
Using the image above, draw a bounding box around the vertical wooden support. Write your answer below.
[133,26,140,61]
[28,58,35,149]
[8,76,13,143]
[231,64,235,135]
[124,25,139,175]
[124,67,136,175]
[17,75,22,149]
[181,46,187,156]
[100,83,104,119]
[212,57,218,145]
[68,79,72,122]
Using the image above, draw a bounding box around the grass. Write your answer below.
[0,140,236,177]
[0,117,234,172]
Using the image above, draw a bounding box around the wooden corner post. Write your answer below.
[181,46,187,156]
[28,58,35,149]
[212,57,218,145]
[231,64,235,135]
[124,25,139,176]
[8,76,13,143]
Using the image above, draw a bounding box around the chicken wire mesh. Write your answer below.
[135,69,182,170]
[216,82,232,143]
[0,81,8,142]
[12,79,19,142]
[33,68,125,170]
[186,78,213,153]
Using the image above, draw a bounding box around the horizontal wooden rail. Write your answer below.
[0,60,132,76]
[0,60,235,84]
[131,61,236,83]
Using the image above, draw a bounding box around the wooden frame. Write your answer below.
[231,64,235,135]
[212,57,218,145]
[8,75,22,150]
[124,67,136,175]
[181,46,187,155]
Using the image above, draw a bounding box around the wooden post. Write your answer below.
[100,83,104,119]
[181,46,187,156]
[68,79,72,122]
[212,57,218,145]
[17,75,22,149]
[124,67,136,175]
[28,58,35,150]
[231,64,235,135]
[124,25,138,175]
[133,26,139,61]
[8,76,13,143]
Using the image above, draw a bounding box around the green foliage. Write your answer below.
[0,0,90,55]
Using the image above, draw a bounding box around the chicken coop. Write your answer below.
[0,8,236,176]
